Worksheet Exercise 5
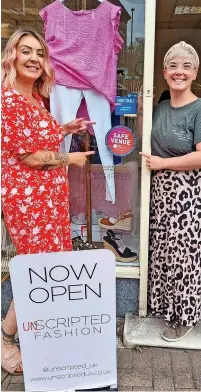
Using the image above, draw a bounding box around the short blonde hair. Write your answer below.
[1,27,54,97]
[164,41,200,70]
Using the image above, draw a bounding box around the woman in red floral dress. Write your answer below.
[1,27,95,374]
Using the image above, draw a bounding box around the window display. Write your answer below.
[40,0,124,203]
[1,0,145,276]
[68,0,144,269]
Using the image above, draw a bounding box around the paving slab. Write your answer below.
[153,377,174,391]
[117,368,153,389]
[117,348,132,369]
[190,351,201,390]
[171,351,195,390]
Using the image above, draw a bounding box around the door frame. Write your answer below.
[139,0,156,317]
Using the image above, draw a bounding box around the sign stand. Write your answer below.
[10,250,117,392]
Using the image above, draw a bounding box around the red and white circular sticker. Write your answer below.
[105,126,136,156]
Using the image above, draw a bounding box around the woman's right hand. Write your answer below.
[68,151,95,167]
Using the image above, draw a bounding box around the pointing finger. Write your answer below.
[76,117,85,122]
[84,151,95,156]
[139,152,151,159]
[83,121,96,125]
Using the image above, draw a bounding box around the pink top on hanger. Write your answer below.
[40,0,123,110]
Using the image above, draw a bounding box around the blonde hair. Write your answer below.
[164,41,200,70]
[1,27,54,97]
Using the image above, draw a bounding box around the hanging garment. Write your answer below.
[39,0,123,110]
[50,85,115,203]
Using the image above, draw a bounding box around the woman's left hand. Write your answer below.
[64,118,96,135]
[139,152,165,170]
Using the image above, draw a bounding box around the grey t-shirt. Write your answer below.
[151,99,201,158]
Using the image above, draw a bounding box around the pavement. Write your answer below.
[1,318,201,391]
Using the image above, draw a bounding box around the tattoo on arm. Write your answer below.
[20,153,32,161]
[19,151,69,170]
[40,152,69,170]
[42,152,52,163]
[54,152,69,167]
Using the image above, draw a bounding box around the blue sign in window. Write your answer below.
[115,93,138,115]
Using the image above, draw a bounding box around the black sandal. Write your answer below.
[103,230,138,262]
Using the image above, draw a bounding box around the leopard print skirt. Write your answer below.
[148,169,201,326]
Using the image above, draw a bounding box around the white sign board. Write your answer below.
[10,249,117,391]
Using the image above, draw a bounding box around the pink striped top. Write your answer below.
[40,0,123,109]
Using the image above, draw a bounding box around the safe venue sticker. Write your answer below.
[105,126,136,157]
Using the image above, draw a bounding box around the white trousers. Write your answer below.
[50,85,115,203]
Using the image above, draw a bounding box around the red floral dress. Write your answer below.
[1,87,72,254]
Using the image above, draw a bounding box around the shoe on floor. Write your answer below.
[98,210,133,232]
[162,320,195,342]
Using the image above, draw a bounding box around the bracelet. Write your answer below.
[60,153,69,167]
[137,111,143,115]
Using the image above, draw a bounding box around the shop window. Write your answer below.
[1,0,145,278]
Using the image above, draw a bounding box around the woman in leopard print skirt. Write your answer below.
[138,41,201,342]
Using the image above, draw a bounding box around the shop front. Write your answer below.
[1,0,201,324]
[1,0,151,319]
